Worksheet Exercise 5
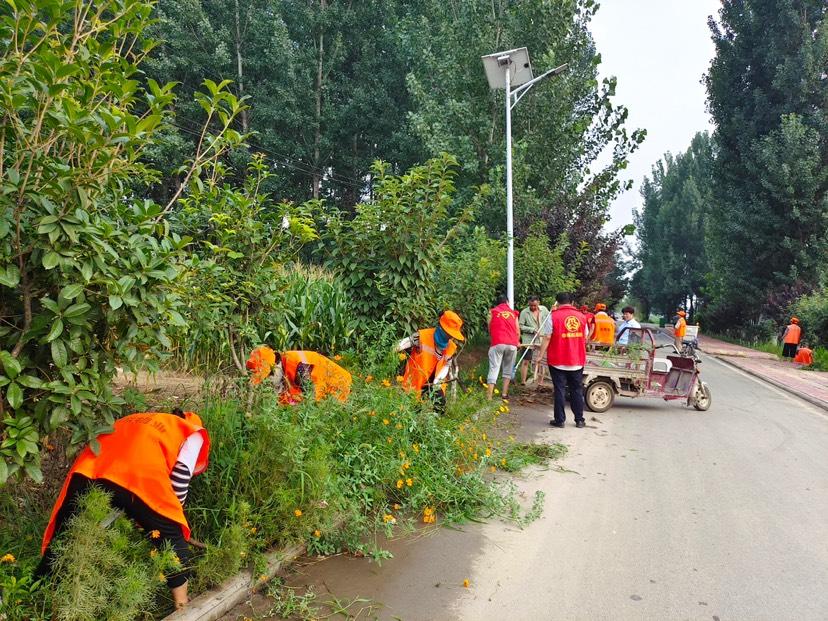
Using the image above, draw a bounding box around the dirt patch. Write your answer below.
[113,368,212,408]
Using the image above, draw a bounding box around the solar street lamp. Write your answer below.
[482,48,568,307]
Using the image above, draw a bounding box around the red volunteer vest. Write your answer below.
[489,303,519,346]
[547,305,587,367]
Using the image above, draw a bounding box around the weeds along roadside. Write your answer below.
[0,377,565,620]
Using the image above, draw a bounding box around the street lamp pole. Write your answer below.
[482,49,568,308]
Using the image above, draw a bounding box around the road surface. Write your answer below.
[226,353,828,621]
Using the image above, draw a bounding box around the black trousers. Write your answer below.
[550,366,585,424]
[782,343,798,358]
[36,474,191,588]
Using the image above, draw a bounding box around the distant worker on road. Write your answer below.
[487,295,519,400]
[246,346,352,403]
[674,310,687,351]
[38,409,210,610]
[793,341,813,366]
[398,310,464,409]
[548,292,587,428]
[781,317,802,360]
[590,303,615,347]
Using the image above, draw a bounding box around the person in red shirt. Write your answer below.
[793,342,814,366]
[487,294,520,400]
[547,292,587,428]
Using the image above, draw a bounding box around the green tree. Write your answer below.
[0,0,243,481]
[704,0,828,327]
[632,132,715,319]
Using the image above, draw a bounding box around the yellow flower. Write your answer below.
[250,527,257,534]
[499,406,508,413]
[463,579,470,588]
[383,514,396,524]
[399,450,406,458]
[0,554,16,564]
[494,388,500,395]
[395,423,403,430]
[398,352,407,361]
[393,503,401,510]
[422,507,436,524]
[313,530,321,538]
[382,379,392,387]
[150,530,161,539]
[396,375,405,383]
[402,462,410,470]
[159,573,166,583]
[406,478,413,487]
[387,437,393,443]
[485,448,492,457]
[259,574,269,582]
[383,418,390,425]
[334,354,342,361]
[482,433,487,441]
[396,479,404,489]
[501,458,506,466]
[473,453,478,460]
[294,509,303,517]
[369,410,377,417]
[412,443,420,453]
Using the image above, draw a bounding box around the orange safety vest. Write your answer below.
[793,347,813,365]
[42,413,210,554]
[783,324,801,345]
[401,328,457,394]
[675,317,687,339]
[592,312,615,345]
[282,351,352,402]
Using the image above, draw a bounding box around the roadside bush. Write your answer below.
[790,289,828,347]
[0,0,245,482]
[514,222,580,308]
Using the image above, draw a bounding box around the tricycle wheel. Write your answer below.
[692,381,712,411]
[585,380,615,413]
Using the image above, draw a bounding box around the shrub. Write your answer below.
[514,222,579,308]
[0,0,245,482]
[790,289,828,347]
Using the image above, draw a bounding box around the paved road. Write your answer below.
[236,354,828,621]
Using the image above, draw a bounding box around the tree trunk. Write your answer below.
[234,0,248,133]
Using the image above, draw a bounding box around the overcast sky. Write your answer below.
[590,0,721,230]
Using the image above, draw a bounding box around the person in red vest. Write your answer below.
[547,292,587,428]
[486,294,519,400]
[579,305,595,335]
[781,317,802,359]
[37,409,210,609]
[793,341,814,365]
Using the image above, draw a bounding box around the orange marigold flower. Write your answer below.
[149,530,161,539]
[0,554,16,564]
[398,352,407,361]
[159,573,166,583]
[369,410,377,416]
[382,379,391,387]
[383,514,396,524]
[485,448,492,457]
[334,354,342,361]
[402,462,410,470]
[412,443,420,453]
[501,458,507,466]
[313,530,321,538]
[396,479,404,489]
[463,579,470,588]
[383,418,390,425]
[395,423,403,430]
[406,478,413,487]
[294,509,303,517]
[393,503,401,510]
[395,375,405,383]
[365,375,373,383]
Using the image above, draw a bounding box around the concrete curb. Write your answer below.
[709,353,828,413]
[163,542,305,621]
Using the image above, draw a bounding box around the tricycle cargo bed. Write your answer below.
[585,352,648,380]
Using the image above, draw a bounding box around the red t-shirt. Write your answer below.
[547,305,587,367]
[489,303,519,346]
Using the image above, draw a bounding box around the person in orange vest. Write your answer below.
[37,409,210,609]
[674,310,688,351]
[548,292,588,428]
[397,310,464,409]
[781,317,802,359]
[246,346,352,403]
[793,341,814,365]
[590,303,615,346]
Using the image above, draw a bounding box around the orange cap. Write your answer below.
[246,345,277,385]
[677,310,686,317]
[791,317,799,324]
[439,310,465,342]
[594,303,606,312]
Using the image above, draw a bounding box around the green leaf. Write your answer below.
[49,406,70,429]
[17,375,43,389]
[80,261,93,281]
[24,463,43,484]
[0,459,7,484]
[0,351,21,379]
[108,295,123,310]
[42,251,60,270]
[59,284,84,301]
[51,340,68,367]
[0,265,20,288]
[6,382,23,409]
[45,318,64,343]
[64,302,91,319]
